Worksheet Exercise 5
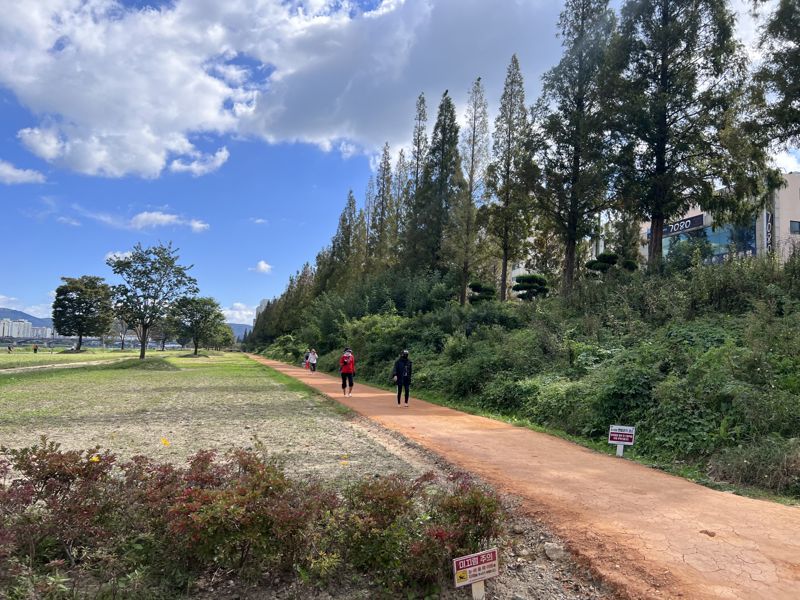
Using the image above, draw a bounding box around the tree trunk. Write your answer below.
[76,333,83,352]
[500,242,509,301]
[120,333,125,351]
[139,326,148,360]
[161,338,166,351]
[193,340,199,355]
[459,261,469,306]
[563,235,577,294]
[648,215,665,270]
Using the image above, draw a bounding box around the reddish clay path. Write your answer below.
[249,356,800,600]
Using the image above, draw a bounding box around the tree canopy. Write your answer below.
[107,242,198,359]
[51,276,114,351]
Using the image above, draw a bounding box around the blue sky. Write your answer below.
[0,0,794,323]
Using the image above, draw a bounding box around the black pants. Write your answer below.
[341,372,354,388]
[309,362,316,372]
[397,379,410,404]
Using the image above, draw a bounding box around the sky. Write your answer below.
[1,0,797,324]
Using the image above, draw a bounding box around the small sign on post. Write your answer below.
[608,425,635,457]
[453,548,499,600]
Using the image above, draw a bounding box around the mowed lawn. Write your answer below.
[0,353,417,481]
[0,349,136,370]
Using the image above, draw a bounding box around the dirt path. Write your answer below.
[0,358,127,374]
[249,356,800,600]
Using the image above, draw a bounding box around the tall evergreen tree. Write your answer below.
[363,175,375,253]
[393,149,412,246]
[610,0,780,269]
[353,207,369,276]
[486,55,535,300]
[410,93,429,198]
[753,0,800,147]
[448,77,490,305]
[534,0,616,293]
[368,143,394,269]
[409,91,465,271]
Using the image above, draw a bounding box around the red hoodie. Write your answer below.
[339,352,355,374]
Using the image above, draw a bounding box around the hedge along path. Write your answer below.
[248,355,800,600]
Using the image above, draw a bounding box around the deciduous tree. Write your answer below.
[51,276,114,352]
[169,296,227,355]
[107,242,198,360]
[447,77,490,305]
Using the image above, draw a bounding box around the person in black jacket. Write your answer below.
[392,350,413,407]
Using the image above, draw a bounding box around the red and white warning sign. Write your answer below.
[608,425,636,445]
[453,547,499,588]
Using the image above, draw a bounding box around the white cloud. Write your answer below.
[249,260,273,274]
[169,146,229,176]
[0,0,566,178]
[0,294,19,307]
[77,208,209,233]
[222,302,255,323]
[250,217,268,225]
[0,293,52,318]
[775,151,800,174]
[129,211,181,229]
[0,159,45,184]
[188,219,210,232]
[56,216,80,226]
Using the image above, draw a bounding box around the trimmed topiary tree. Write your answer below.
[512,274,549,300]
[468,282,496,304]
[586,251,619,274]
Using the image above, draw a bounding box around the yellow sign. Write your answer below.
[456,570,469,584]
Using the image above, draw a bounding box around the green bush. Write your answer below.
[709,436,800,495]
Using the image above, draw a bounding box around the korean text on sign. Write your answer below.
[453,548,499,588]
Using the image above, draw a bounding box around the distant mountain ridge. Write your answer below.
[0,308,52,327]
[227,323,250,340]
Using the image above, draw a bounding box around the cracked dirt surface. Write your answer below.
[250,356,800,600]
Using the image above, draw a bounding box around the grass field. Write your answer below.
[0,352,418,481]
[0,348,139,370]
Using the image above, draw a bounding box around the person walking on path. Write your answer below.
[308,349,318,372]
[339,347,355,396]
[392,349,412,407]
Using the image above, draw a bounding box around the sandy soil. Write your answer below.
[251,355,800,600]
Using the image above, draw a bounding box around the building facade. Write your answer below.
[642,172,800,264]
[0,319,52,339]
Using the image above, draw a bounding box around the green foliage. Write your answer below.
[169,296,228,355]
[51,275,114,351]
[709,437,800,496]
[512,273,549,300]
[107,242,198,360]
[468,281,495,303]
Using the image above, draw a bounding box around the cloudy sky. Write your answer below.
[1,0,796,324]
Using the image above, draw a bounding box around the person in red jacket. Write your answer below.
[339,347,355,397]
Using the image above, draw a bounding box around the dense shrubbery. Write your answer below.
[0,438,502,597]
[262,256,800,498]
